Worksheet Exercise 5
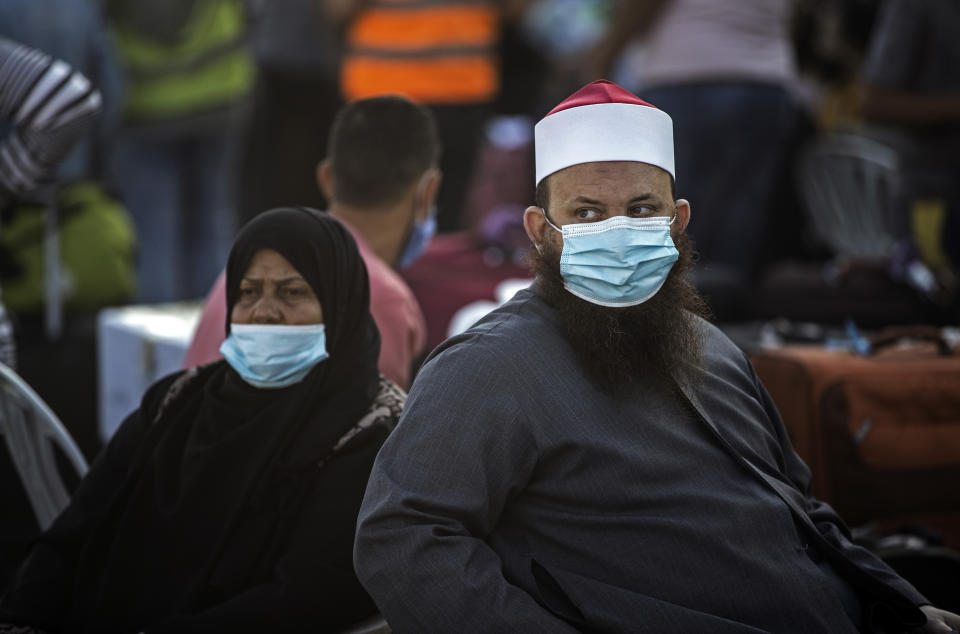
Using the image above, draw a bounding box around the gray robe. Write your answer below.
[354,287,927,633]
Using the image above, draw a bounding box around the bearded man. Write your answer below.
[353,80,960,633]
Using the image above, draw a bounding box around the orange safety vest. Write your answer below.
[341,0,500,104]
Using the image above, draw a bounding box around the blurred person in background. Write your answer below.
[326,0,532,233]
[518,0,613,108]
[0,35,102,592]
[237,0,342,224]
[0,38,103,368]
[0,2,130,480]
[401,114,536,352]
[106,0,254,303]
[790,0,881,129]
[0,0,131,428]
[859,0,960,296]
[0,208,401,633]
[0,0,132,319]
[184,95,435,390]
[591,0,803,318]
[0,0,124,187]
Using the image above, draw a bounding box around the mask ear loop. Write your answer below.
[536,208,676,253]
[536,207,562,254]
[540,207,563,232]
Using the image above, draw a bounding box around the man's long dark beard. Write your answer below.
[532,231,710,393]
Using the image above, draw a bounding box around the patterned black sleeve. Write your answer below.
[0,37,102,207]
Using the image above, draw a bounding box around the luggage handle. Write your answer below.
[867,325,953,357]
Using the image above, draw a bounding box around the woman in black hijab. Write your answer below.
[0,208,403,633]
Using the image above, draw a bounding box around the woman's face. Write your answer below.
[230,248,324,325]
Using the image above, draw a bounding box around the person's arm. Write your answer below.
[858,0,960,128]
[588,0,671,78]
[0,38,102,209]
[747,360,960,632]
[859,86,960,128]
[353,343,582,633]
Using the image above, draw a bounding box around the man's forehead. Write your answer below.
[549,161,672,201]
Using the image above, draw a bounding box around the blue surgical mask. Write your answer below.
[543,211,679,307]
[219,323,329,389]
[397,210,437,269]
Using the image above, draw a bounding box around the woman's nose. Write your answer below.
[250,297,283,324]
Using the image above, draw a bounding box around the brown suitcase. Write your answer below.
[751,330,960,547]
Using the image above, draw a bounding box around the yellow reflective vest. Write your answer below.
[111,0,254,121]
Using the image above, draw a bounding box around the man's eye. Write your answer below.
[630,206,656,216]
[575,208,599,220]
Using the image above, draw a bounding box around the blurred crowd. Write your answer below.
[0,0,958,452]
[1,1,960,629]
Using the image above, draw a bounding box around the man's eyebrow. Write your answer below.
[572,196,604,206]
[569,194,664,206]
[628,193,662,205]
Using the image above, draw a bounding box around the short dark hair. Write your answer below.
[327,96,441,208]
[534,178,550,211]
[534,171,678,211]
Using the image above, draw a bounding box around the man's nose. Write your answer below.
[250,296,283,324]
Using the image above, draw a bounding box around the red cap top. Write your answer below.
[545,79,657,117]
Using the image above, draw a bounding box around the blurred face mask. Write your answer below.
[397,208,437,269]
[219,323,328,389]
[542,211,678,307]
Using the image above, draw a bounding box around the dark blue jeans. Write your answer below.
[112,129,237,303]
[644,82,799,280]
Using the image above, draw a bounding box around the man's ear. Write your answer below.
[523,205,547,247]
[418,167,442,219]
[673,198,691,233]
[317,159,334,200]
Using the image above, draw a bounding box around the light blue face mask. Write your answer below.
[543,211,679,307]
[219,323,329,389]
[397,210,437,269]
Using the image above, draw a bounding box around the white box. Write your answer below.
[97,303,201,441]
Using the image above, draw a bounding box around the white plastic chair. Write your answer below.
[0,361,88,531]
[797,131,901,262]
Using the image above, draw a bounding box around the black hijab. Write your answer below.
[64,208,381,631]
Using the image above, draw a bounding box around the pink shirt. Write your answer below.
[182,221,427,389]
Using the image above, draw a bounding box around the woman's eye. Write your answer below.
[284,287,308,298]
[239,287,257,297]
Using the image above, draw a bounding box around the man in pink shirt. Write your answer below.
[183,96,437,388]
